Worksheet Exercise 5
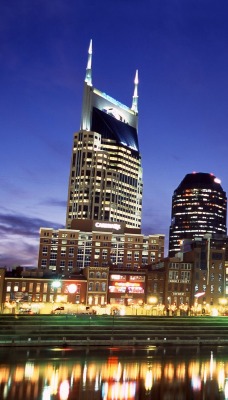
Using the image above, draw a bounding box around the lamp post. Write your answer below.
[148,296,158,316]
[51,280,62,311]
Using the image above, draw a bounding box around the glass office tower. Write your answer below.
[66,41,143,229]
[169,172,227,257]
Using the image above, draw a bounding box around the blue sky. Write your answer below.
[1,0,228,266]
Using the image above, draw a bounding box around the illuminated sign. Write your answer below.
[95,222,121,231]
[115,282,140,287]
[110,275,126,281]
[194,292,205,298]
[100,91,130,112]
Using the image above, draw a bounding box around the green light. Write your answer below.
[52,280,61,289]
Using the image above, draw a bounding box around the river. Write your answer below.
[0,345,227,399]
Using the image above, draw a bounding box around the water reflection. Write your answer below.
[0,346,227,399]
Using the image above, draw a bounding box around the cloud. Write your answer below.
[0,210,64,267]
[39,198,67,208]
[0,211,64,239]
[0,239,38,268]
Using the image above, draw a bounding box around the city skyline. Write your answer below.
[1,1,228,266]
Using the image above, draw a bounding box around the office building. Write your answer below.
[66,40,143,229]
[38,220,165,274]
[169,172,227,257]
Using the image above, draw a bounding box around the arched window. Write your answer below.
[95,282,100,291]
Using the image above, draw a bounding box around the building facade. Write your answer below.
[169,172,227,257]
[66,41,143,229]
[83,265,109,307]
[183,236,228,314]
[2,235,228,314]
[108,268,147,310]
[38,219,165,275]
[0,268,87,314]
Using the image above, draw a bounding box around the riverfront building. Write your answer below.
[38,219,164,290]
[2,235,228,314]
[182,235,228,314]
[0,268,87,314]
[66,40,143,229]
[169,172,227,257]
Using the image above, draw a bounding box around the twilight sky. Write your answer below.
[1,0,228,267]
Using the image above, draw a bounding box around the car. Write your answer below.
[19,308,33,314]
[52,306,65,314]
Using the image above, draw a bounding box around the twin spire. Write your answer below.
[84,40,138,113]
[131,70,139,113]
[85,39,93,86]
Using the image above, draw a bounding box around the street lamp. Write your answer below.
[51,280,61,289]
[51,280,62,312]
[148,296,158,315]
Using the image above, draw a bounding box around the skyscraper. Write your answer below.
[169,172,227,257]
[66,40,143,229]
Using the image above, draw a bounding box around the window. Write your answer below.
[61,247,66,256]
[22,282,26,292]
[42,246,48,254]
[180,271,190,281]
[36,283,41,293]
[169,271,179,281]
[50,253,57,260]
[29,283,33,292]
[6,283,11,292]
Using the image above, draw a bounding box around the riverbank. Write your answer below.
[1,314,228,347]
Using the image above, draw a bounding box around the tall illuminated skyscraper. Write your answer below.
[66,41,143,229]
[169,172,227,257]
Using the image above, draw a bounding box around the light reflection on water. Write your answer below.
[0,346,228,399]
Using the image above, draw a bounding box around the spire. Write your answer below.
[85,39,92,86]
[131,70,138,113]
